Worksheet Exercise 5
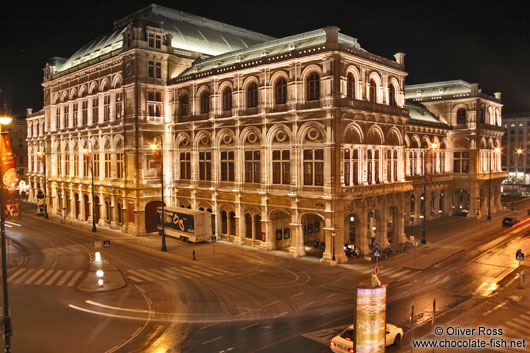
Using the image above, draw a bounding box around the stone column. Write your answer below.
[377,204,390,247]
[288,223,305,257]
[395,198,406,243]
[358,208,369,256]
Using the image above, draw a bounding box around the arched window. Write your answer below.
[347,73,355,99]
[200,92,209,114]
[456,108,466,124]
[180,95,189,116]
[369,79,377,103]
[275,77,287,104]
[389,84,396,106]
[247,82,258,108]
[307,72,320,101]
[222,87,232,111]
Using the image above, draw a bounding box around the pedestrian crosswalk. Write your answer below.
[126,265,233,283]
[480,311,530,352]
[6,268,83,287]
[359,266,416,280]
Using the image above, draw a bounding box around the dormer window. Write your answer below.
[148,33,162,49]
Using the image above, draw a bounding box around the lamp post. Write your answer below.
[82,143,97,232]
[36,150,48,219]
[512,148,523,211]
[422,143,437,244]
[0,115,13,353]
[487,147,501,220]
[151,135,166,252]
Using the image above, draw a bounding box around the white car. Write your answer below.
[330,323,403,353]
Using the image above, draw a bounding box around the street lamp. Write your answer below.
[512,148,523,211]
[0,114,13,352]
[421,143,437,244]
[36,150,48,219]
[487,147,501,220]
[82,143,97,232]
[151,135,166,252]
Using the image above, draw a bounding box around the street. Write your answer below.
[2,202,530,352]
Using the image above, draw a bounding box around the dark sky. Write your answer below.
[2,0,530,117]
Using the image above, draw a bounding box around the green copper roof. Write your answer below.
[58,4,274,73]
[404,80,471,100]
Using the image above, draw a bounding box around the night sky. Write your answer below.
[2,0,530,117]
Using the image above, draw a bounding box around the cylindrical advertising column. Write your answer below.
[355,285,387,353]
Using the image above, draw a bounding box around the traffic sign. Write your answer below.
[516,250,524,261]
[374,244,380,251]
[211,235,217,243]
[103,240,111,248]
[374,266,380,276]
[373,248,382,258]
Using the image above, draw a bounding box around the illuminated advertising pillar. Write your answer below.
[355,285,387,353]
[0,132,20,220]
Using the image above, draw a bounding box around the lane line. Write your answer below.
[202,336,223,345]
[67,271,83,286]
[14,269,35,284]
[34,269,54,285]
[482,302,506,316]
[291,292,303,298]
[265,301,279,307]
[240,323,258,330]
[300,301,315,309]
[5,221,21,227]
[56,270,73,286]
[273,312,288,318]
[200,322,218,330]
[45,270,64,286]
[326,293,338,298]
[7,268,25,282]
[25,269,45,284]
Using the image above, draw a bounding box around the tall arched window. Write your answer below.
[200,92,209,114]
[307,72,320,101]
[275,77,287,104]
[456,108,466,124]
[369,79,377,103]
[222,87,232,111]
[247,82,258,108]
[347,73,355,99]
[180,95,189,116]
[389,84,396,106]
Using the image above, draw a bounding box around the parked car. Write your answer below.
[502,217,519,227]
[330,323,403,353]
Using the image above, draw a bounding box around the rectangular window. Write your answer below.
[64,105,69,128]
[116,153,124,179]
[344,149,350,186]
[155,62,161,79]
[74,154,79,177]
[18,139,23,148]
[83,154,89,177]
[148,61,154,78]
[304,149,324,186]
[92,97,99,124]
[93,154,100,178]
[82,101,88,125]
[147,90,162,117]
[115,92,122,119]
[148,33,154,47]
[220,151,235,182]
[103,95,110,121]
[244,150,260,183]
[462,152,469,173]
[65,155,70,176]
[180,152,191,179]
[155,34,161,49]
[272,150,290,185]
[104,153,111,178]
[73,103,78,126]
[199,152,211,181]
[453,152,461,173]
[56,108,60,129]
[18,168,24,176]
[57,154,62,176]
[353,149,359,185]
[148,33,161,48]
[18,155,23,164]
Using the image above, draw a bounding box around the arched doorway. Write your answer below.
[245,213,252,238]
[344,213,358,244]
[387,207,396,243]
[229,212,236,235]
[75,193,80,219]
[145,200,163,233]
[453,189,470,216]
[83,195,90,220]
[301,213,324,246]
[430,192,436,217]
[254,215,263,241]
[94,196,101,223]
[271,211,290,249]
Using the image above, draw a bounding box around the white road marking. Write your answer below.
[45,270,64,286]
[291,291,304,298]
[67,271,83,286]
[14,269,35,284]
[166,266,198,279]
[127,275,144,283]
[34,269,54,285]
[7,268,25,282]
[181,265,213,277]
[201,336,223,345]
[511,317,530,329]
[25,269,45,284]
[127,269,157,282]
[326,293,338,298]
[200,322,217,330]
[4,224,11,228]
[5,221,21,227]
[273,312,288,318]
[56,270,73,286]
[265,301,279,307]
[300,301,315,308]
[240,323,257,330]
[85,300,149,313]
[150,268,178,280]
[482,302,506,316]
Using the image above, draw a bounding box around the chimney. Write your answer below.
[494,92,502,100]
[26,108,33,116]
[324,26,340,50]
[470,83,479,95]
[394,52,406,66]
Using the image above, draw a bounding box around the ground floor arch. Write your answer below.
[145,200,164,233]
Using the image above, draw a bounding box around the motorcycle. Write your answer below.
[314,239,325,249]
[344,243,360,258]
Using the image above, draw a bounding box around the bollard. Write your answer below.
[193,249,196,261]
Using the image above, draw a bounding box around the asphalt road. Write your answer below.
[2,205,528,353]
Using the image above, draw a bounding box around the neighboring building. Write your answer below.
[26,109,45,201]
[31,4,505,262]
[501,113,530,185]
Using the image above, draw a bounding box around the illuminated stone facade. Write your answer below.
[30,4,505,262]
